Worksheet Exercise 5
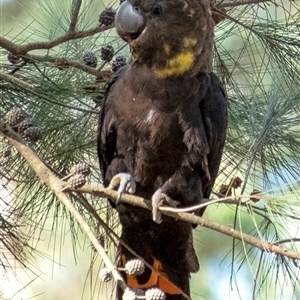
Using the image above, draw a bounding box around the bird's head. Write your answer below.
[115,0,214,78]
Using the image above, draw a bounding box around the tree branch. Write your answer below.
[0,121,127,292]
[26,54,113,79]
[73,192,191,300]
[1,6,114,80]
[0,71,35,89]
[76,185,300,261]
[69,0,82,32]
[0,25,113,55]
[218,0,273,9]
[0,121,191,299]
[1,120,300,267]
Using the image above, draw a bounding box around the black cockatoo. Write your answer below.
[98,0,227,299]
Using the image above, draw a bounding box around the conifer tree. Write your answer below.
[1,0,300,299]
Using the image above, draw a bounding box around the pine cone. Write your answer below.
[23,126,42,142]
[16,118,33,134]
[5,108,27,127]
[218,184,232,198]
[99,7,116,26]
[230,177,243,189]
[112,56,127,72]
[101,44,114,62]
[69,162,91,176]
[91,233,105,252]
[250,189,261,202]
[68,173,86,189]
[122,289,137,300]
[83,52,98,68]
[98,268,113,282]
[125,259,145,276]
[145,288,166,300]
[7,52,20,64]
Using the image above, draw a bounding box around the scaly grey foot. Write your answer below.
[151,188,179,224]
[108,173,136,204]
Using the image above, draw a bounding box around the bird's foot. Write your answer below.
[151,188,180,224]
[108,173,136,204]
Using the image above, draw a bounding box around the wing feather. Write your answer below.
[98,66,128,186]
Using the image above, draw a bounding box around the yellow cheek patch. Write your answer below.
[155,51,194,78]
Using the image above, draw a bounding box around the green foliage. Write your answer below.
[1,0,300,299]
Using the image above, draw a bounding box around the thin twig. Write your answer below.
[69,0,82,32]
[26,54,113,78]
[9,61,28,75]
[218,0,273,9]
[158,193,261,213]
[0,25,113,55]
[252,251,264,300]
[0,70,35,88]
[274,238,300,245]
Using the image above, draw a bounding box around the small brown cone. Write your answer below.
[68,173,86,189]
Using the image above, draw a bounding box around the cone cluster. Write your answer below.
[5,107,42,142]
[7,52,20,64]
[83,52,98,68]
[99,268,113,282]
[101,44,115,62]
[122,288,166,300]
[145,288,166,300]
[63,162,91,189]
[125,259,145,276]
[91,233,105,252]
[99,7,116,26]
[112,56,127,72]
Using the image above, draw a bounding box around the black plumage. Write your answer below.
[98,0,227,299]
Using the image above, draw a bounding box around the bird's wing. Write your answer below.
[201,72,228,201]
[97,66,128,187]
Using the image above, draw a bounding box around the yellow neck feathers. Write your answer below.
[154,38,197,78]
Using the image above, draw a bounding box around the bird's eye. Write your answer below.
[151,4,163,16]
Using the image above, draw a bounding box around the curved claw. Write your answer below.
[151,189,179,224]
[108,173,136,203]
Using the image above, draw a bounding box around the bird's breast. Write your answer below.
[114,92,185,185]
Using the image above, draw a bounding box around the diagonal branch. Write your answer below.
[1,121,300,265]
[0,25,113,55]
[0,121,191,299]
[0,121,127,292]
